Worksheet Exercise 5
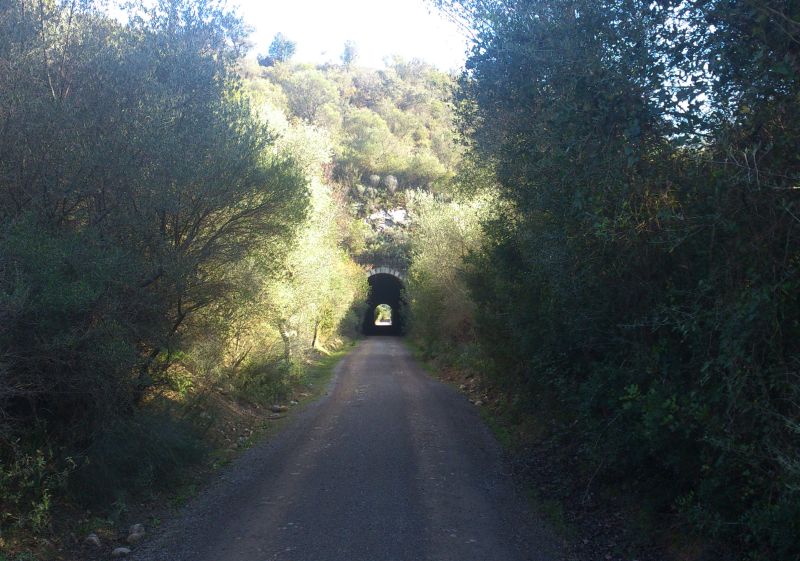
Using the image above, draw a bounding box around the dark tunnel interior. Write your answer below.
[362,273,405,336]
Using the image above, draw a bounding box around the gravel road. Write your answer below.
[131,337,562,561]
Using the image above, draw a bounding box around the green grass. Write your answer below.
[209,451,232,471]
[303,344,355,398]
[227,342,356,442]
[168,483,198,510]
[74,515,113,536]
[481,409,516,449]
[0,554,40,561]
[211,343,355,466]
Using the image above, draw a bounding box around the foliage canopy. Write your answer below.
[416,0,800,557]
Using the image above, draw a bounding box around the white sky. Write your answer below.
[232,0,470,71]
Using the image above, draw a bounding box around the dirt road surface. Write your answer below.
[132,337,561,561]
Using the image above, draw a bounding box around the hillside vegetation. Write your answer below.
[242,53,460,266]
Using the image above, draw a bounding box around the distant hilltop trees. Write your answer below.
[258,32,296,67]
[258,34,361,71]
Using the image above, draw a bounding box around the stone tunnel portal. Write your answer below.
[362,273,405,336]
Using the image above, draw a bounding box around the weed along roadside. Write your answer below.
[59,345,355,561]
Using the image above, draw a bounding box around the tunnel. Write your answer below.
[362,273,406,336]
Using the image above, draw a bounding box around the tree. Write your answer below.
[340,108,399,176]
[0,0,308,518]
[406,190,493,353]
[436,0,800,556]
[341,40,358,68]
[283,69,339,122]
[258,32,296,66]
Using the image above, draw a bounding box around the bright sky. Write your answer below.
[232,0,470,71]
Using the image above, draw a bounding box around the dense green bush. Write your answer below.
[1,444,74,533]
[231,357,300,406]
[406,190,493,356]
[0,0,307,531]
[428,0,800,557]
[69,410,205,508]
[0,220,147,440]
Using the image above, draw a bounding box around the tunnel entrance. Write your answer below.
[363,273,405,335]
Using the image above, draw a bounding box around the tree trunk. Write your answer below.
[311,319,320,350]
[278,320,292,361]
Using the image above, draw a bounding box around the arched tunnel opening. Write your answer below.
[362,273,406,336]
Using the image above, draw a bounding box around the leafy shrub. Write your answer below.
[0,0,305,529]
[68,410,204,507]
[231,357,301,406]
[0,443,74,534]
[432,0,800,556]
